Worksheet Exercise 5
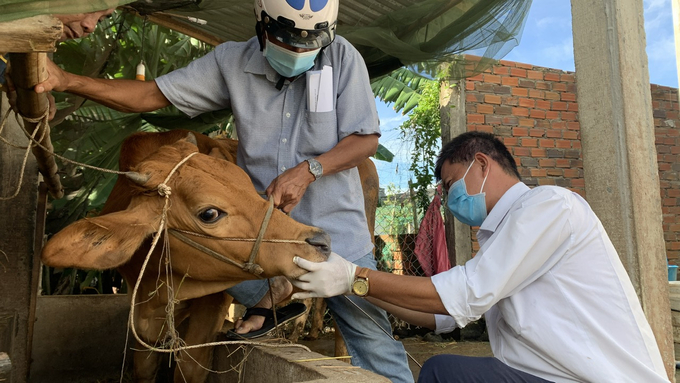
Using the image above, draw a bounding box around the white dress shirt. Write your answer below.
[432,182,669,382]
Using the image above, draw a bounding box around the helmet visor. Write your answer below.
[263,15,336,49]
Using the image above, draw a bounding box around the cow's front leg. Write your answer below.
[174,292,232,383]
[132,299,172,383]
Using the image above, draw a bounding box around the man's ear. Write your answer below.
[474,152,490,172]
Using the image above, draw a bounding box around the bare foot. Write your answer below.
[233,276,293,334]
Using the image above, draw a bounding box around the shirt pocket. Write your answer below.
[299,110,338,158]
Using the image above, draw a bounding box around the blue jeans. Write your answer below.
[418,355,554,383]
[227,253,414,383]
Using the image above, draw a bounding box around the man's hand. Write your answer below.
[6,59,58,120]
[291,252,357,299]
[266,161,315,213]
[35,58,69,94]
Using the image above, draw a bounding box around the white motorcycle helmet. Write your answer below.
[254,0,339,50]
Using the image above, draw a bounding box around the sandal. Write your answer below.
[225,302,307,340]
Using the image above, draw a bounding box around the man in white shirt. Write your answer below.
[291,131,670,383]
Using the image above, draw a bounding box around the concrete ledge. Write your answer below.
[209,339,390,383]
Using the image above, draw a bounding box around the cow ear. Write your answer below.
[184,132,198,147]
[41,205,158,270]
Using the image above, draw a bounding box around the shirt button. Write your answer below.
[285,112,291,118]
[281,166,286,172]
[282,138,287,143]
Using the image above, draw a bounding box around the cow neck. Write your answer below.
[167,197,277,277]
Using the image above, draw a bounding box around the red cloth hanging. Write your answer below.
[414,187,450,277]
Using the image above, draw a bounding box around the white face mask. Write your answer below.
[263,40,320,77]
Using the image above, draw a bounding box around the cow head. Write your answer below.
[41,139,330,282]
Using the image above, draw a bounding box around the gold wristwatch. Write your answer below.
[351,267,370,297]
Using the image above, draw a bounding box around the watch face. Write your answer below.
[352,280,369,296]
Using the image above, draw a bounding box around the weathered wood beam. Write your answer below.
[144,13,224,47]
[9,53,64,199]
[0,15,61,53]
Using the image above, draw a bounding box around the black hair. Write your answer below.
[434,131,521,181]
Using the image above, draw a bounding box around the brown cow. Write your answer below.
[41,130,332,383]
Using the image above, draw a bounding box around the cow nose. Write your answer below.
[306,232,331,257]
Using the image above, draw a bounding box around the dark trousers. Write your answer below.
[418,355,554,383]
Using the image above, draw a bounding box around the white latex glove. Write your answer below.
[291,252,357,299]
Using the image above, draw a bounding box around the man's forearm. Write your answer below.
[366,296,436,329]
[60,73,170,113]
[315,133,378,176]
[365,269,449,315]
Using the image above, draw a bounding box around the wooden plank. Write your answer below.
[9,53,64,199]
[0,15,61,53]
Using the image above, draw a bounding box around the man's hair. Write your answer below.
[435,131,521,181]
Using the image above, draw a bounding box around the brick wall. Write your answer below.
[463,59,680,262]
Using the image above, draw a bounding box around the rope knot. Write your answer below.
[243,263,264,275]
[157,183,172,197]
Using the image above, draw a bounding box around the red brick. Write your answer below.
[529,129,544,137]
[530,109,547,119]
[493,66,510,75]
[546,129,562,138]
[563,131,579,140]
[468,114,485,124]
[564,169,580,178]
[561,92,577,102]
[512,107,529,117]
[519,118,536,127]
[572,179,585,187]
[467,73,484,82]
[539,179,556,186]
[477,104,494,114]
[485,94,502,104]
[502,76,520,86]
[523,138,538,147]
[552,121,567,129]
[527,70,544,80]
[562,111,578,121]
[499,60,517,67]
[529,89,545,99]
[556,140,572,149]
[544,73,561,81]
[484,74,502,84]
[552,102,568,111]
[552,83,568,92]
[539,159,556,167]
[540,139,555,148]
[567,103,579,112]
[514,147,531,156]
[547,169,564,177]
[512,127,529,136]
[502,116,519,125]
[536,81,551,90]
[472,125,494,133]
[516,62,533,70]
[531,148,547,157]
[519,98,536,108]
[561,73,575,82]
[556,159,571,168]
[531,169,547,177]
[510,68,528,77]
[511,87,528,97]
[536,100,551,110]
[545,91,560,100]
[572,141,581,149]
[518,79,536,88]
[546,111,560,119]
[504,137,519,146]
[466,81,475,91]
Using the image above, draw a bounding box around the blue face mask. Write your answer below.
[263,40,320,78]
[447,160,489,227]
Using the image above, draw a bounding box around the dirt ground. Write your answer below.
[298,333,493,382]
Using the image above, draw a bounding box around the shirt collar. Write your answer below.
[478,182,530,235]
[243,38,281,83]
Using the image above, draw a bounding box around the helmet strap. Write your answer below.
[255,22,265,51]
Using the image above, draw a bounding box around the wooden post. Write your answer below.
[9,53,64,199]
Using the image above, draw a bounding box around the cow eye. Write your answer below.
[198,208,225,223]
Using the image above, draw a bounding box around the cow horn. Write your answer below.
[125,171,150,185]
[185,132,198,146]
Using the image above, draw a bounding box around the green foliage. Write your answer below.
[371,67,432,115]
[398,80,443,214]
